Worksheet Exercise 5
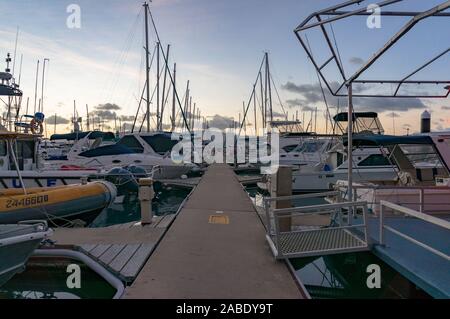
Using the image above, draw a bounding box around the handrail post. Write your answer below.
[419,188,424,213]
[264,198,271,234]
[379,202,385,246]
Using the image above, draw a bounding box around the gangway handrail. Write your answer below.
[379,200,450,261]
[265,197,371,259]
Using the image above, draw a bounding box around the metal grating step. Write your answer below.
[275,228,369,258]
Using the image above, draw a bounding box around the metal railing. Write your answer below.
[379,200,450,261]
[264,191,371,258]
[336,183,450,214]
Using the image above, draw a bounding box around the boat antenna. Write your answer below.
[33,60,40,114]
[41,58,49,113]
[12,26,19,79]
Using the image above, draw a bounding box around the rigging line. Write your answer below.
[102,8,143,103]
[138,62,168,132]
[329,21,345,77]
[147,6,190,132]
[269,73,287,117]
[132,44,157,132]
[239,55,267,136]
[305,34,334,134]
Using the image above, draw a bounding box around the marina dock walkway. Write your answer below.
[124,164,303,299]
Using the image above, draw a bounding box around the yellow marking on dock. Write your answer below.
[209,215,230,225]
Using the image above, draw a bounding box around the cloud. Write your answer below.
[349,57,364,65]
[282,81,426,113]
[45,115,70,125]
[119,115,135,122]
[206,114,238,130]
[95,103,121,111]
[92,110,117,120]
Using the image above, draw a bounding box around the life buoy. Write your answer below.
[30,118,44,135]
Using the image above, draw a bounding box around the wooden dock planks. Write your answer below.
[48,214,177,283]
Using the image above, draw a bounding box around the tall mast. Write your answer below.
[266,52,273,124]
[144,2,151,132]
[86,104,90,131]
[156,41,160,131]
[160,44,170,131]
[171,63,176,131]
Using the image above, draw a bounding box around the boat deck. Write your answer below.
[124,164,303,299]
[45,215,176,283]
[368,217,450,299]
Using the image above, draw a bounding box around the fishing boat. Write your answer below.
[334,133,450,215]
[0,221,52,287]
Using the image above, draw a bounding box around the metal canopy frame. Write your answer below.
[294,0,450,203]
[294,0,450,99]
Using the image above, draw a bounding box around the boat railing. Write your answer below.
[378,200,450,262]
[264,192,371,259]
[336,183,450,214]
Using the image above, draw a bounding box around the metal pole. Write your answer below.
[160,44,170,131]
[144,2,151,133]
[347,82,353,204]
[9,140,26,195]
[171,63,176,131]
[41,58,49,113]
[33,60,39,114]
[156,42,160,131]
[266,53,274,123]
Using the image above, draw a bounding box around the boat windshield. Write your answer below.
[141,135,179,155]
[295,140,325,153]
[399,144,443,168]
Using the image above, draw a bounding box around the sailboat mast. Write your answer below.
[266,52,273,124]
[144,2,151,132]
[156,41,160,131]
[171,63,176,131]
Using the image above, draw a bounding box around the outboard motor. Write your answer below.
[104,167,139,195]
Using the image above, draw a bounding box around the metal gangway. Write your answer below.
[264,191,371,259]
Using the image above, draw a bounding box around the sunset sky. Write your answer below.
[0,0,449,135]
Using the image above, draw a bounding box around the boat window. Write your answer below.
[141,135,178,155]
[117,136,144,153]
[399,144,442,168]
[0,140,6,156]
[298,141,324,153]
[358,154,391,167]
[283,145,297,153]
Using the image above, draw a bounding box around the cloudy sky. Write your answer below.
[0,0,449,134]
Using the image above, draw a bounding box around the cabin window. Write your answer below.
[117,136,144,153]
[358,154,390,167]
[0,141,6,156]
[141,135,178,155]
[282,145,297,153]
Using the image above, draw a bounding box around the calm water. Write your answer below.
[0,258,116,299]
[90,184,192,228]
[291,252,431,299]
[1,184,192,299]
[246,185,431,299]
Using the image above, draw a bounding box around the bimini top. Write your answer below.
[344,134,434,147]
[50,131,115,141]
[333,112,378,122]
